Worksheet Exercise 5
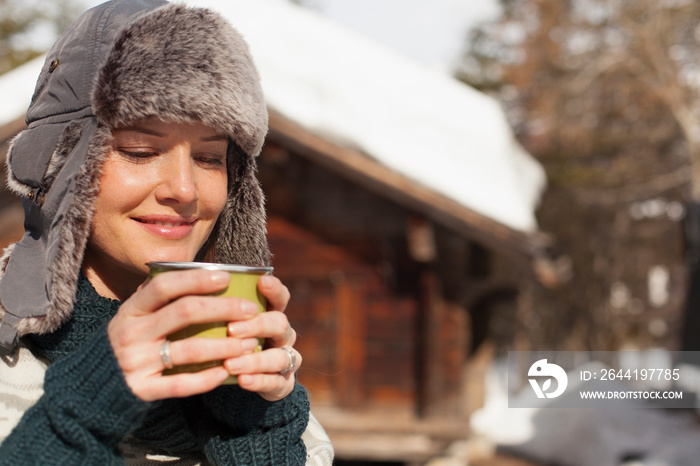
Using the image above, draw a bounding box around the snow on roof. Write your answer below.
[0,0,546,233]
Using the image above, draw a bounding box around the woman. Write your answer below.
[0,0,332,464]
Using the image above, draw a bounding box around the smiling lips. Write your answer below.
[133,215,197,239]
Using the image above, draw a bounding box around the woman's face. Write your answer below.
[83,117,229,298]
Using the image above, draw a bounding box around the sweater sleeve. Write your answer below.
[130,398,206,454]
[129,382,310,464]
[0,325,151,465]
[199,382,310,465]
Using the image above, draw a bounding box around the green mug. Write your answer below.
[147,261,273,384]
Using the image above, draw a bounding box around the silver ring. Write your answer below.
[279,347,296,375]
[160,340,174,370]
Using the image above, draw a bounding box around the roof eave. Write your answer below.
[267,109,553,262]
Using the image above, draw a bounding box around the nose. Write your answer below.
[154,144,199,205]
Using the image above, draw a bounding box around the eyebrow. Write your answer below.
[116,125,166,137]
[200,134,229,143]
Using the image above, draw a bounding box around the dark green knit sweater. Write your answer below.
[0,274,309,465]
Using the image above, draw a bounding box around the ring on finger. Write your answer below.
[160,340,174,370]
[279,347,296,375]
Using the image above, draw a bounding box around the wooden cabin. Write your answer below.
[259,111,551,462]
[0,110,551,463]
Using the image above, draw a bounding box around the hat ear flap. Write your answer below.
[214,144,271,267]
[5,121,83,199]
[5,130,35,198]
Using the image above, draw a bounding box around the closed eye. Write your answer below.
[196,153,226,168]
[117,148,159,161]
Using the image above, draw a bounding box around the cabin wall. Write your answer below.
[267,216,420,408]
[259,140,483,418]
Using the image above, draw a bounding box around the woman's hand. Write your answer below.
[108,269,265,402]
[223,274,301,402]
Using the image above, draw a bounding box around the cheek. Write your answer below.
[94,158,155,213]
[202,174,228,219]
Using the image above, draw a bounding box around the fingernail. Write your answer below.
[226,358,245,373]
[259,274,274,289]
[242,300,258,316]
[211,271,230,285]
[228,322,248,336]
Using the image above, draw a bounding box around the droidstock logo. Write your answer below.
[528,359,568,399]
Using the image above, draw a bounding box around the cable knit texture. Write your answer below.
[0,274,309,465]
[0,323,149,464]
[202,386,310,465]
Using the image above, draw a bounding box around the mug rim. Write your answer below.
[147,261,273,274]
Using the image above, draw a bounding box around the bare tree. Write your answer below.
[460,0,698,351]
[572,0,700,199]
[462,0,700,203]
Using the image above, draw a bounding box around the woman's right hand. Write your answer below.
[107,269,261,402]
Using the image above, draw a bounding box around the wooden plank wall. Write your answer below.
[259,140,472,417]
[267,216,420,408]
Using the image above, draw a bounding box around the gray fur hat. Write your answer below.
[0,0,270,352]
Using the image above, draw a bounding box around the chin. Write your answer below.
[143,248,199,265]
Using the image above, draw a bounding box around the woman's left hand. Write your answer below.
[224,274,301,401]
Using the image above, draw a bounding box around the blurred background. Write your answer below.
[2,0,700,465]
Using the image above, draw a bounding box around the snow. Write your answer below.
[471,358,700,466]
[0,0,546,233]
[318,0,502,73]
[0,55,44,127]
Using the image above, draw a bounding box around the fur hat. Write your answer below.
[0,0,270,353]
